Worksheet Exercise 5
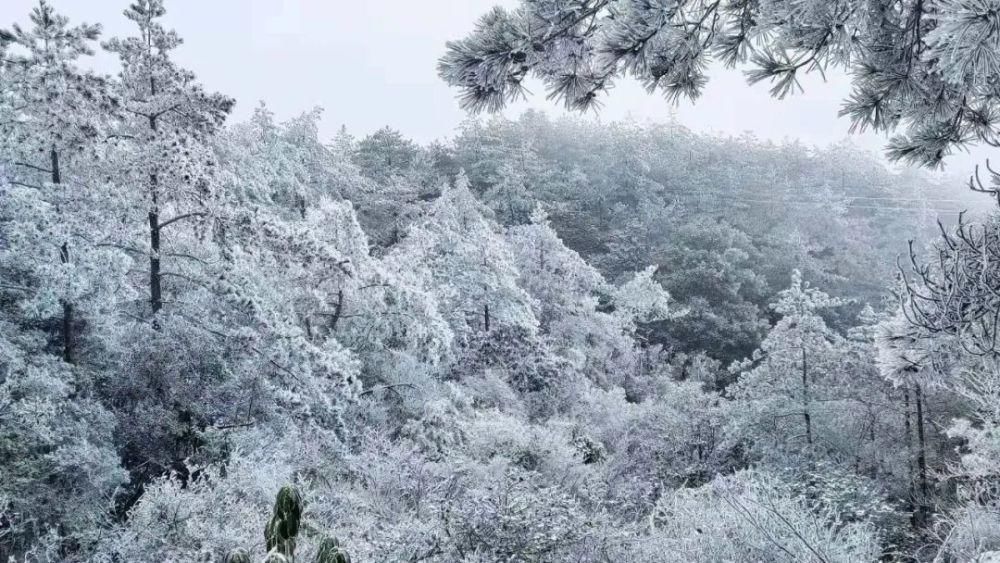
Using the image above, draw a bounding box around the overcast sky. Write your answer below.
[2,0,992,176]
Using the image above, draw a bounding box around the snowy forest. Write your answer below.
[4,0,1000,561]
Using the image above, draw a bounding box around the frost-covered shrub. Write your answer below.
[566,379,728,520]
[310,426,615,562]
[462,411,580,476]
[91,429,324,563]
[935,361,1000,560]
[935,499,1000,561]
[459,368,525,414]
[570,431,607,465]
[456,325,568,395]
[0,330,127,560]
[313,433,450,562]
[443,464,596,562]
[361,352,445,413]
[778,462,909,550]
[398,395,469,461]
[614,265,677,328]
[645,470,882,562]
[102,316,256,481]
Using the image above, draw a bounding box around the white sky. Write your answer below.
[2,0,994,178]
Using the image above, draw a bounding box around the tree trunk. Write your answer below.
[484,303,490,333]
[50,145,61,184]
[904,383,931,529]
[51,146,75,364]
[60,243,73,364]
[148,103,163,325]
[903,387,915,499]
[915,384,929,501]
[802,347,812,447]
[148,209,162,319]
[329,289,343,332]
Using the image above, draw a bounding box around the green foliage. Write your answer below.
[265,485,303,558]
[315,537,352,563]
[216,485,354,563]
[222,548,252,563]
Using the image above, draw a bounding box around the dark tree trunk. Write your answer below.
[50,146,61,184]
[802,347,812,447]
[148,101,163,325]
[51,146,74,364]
[329,289,344,332]
[148,207,162,317]
[59,243,73,364]
[915,384,929,500]
[908,383,930,529]
[903,387,915,499]
[484,303,490,332]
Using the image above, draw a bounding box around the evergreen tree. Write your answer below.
[103,0,233,322]
[387,173,538,346]
[507,206,638,386]
[441,0,1000,166]
[352,126,418,181]
[94,0,250,492]
[0,6,129,555]
[729,271,848,457]
[0,0,119,364]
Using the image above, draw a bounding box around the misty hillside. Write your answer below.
[4,1,1000,562]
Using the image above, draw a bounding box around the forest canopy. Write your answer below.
[3,1,1000,562]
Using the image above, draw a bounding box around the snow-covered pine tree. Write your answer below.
[103,0,233,323]
[0,0,122,365]
[440,0,1000,167]
[507,206,639,385]
[92,0,258,494]
[217,107,451,385]
[388,172,538,345]
[728,270,848,457]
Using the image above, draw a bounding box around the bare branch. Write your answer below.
[158,211,207,230]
